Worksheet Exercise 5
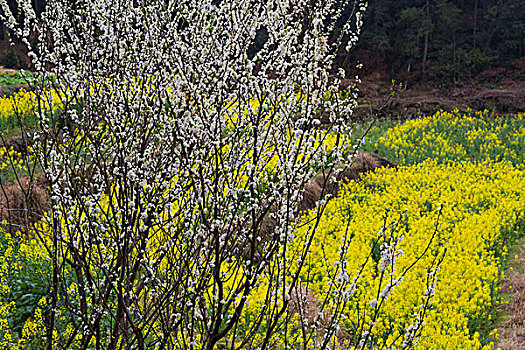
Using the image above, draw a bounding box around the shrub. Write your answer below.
[0,0,423,349]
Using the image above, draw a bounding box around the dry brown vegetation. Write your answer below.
[299,151,396,213]
[349,67,525,121]
[0,172,48,234]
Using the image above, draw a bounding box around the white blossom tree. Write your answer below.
[0,0,439,349]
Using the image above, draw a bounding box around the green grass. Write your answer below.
[0,114,38,139]
[0,71,48,87]
[349,118,400,154]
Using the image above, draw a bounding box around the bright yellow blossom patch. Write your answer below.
[291,158,524,349]
[0,88,63,125]
[0,145,31,172]
[376,110,524,166]
[0,107,524,349]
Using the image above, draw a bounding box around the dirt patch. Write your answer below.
[299,151,396,213]
[289,286,354,346]
[349,67,525,120]
[0,83,31,97]
[460,86,525,113]
[3,132,34,154]
[0,172,49,234]
[496,244,525,349]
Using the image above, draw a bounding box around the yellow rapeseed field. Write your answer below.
[376,110,524,166]
[0,109,524,349]
[0,89,63,176]
[290,158,524,349]
[0,146,29,172]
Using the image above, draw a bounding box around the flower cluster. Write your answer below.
[0,90,35,122]
[0,0,369,347]
[0,146,30,172]
[288,158,523,349]
[2,0,522,347]
[3,107,524,349]
[0,88,63,138]
[376,110,524,166]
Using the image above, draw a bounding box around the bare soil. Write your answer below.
[496,242,525,349]
[349,66,525,120]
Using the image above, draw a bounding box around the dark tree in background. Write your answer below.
[0,0,524,83]
[337,0,524,85]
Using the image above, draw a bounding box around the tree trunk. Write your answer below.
[422,0,430,78]
[453,31,457,84]
[473,0,478,48]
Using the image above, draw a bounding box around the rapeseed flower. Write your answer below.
[0,109,523,349]
[376,110,524,166]
[289,158,524,349]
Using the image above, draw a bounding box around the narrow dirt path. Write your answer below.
[496,242,525,349]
